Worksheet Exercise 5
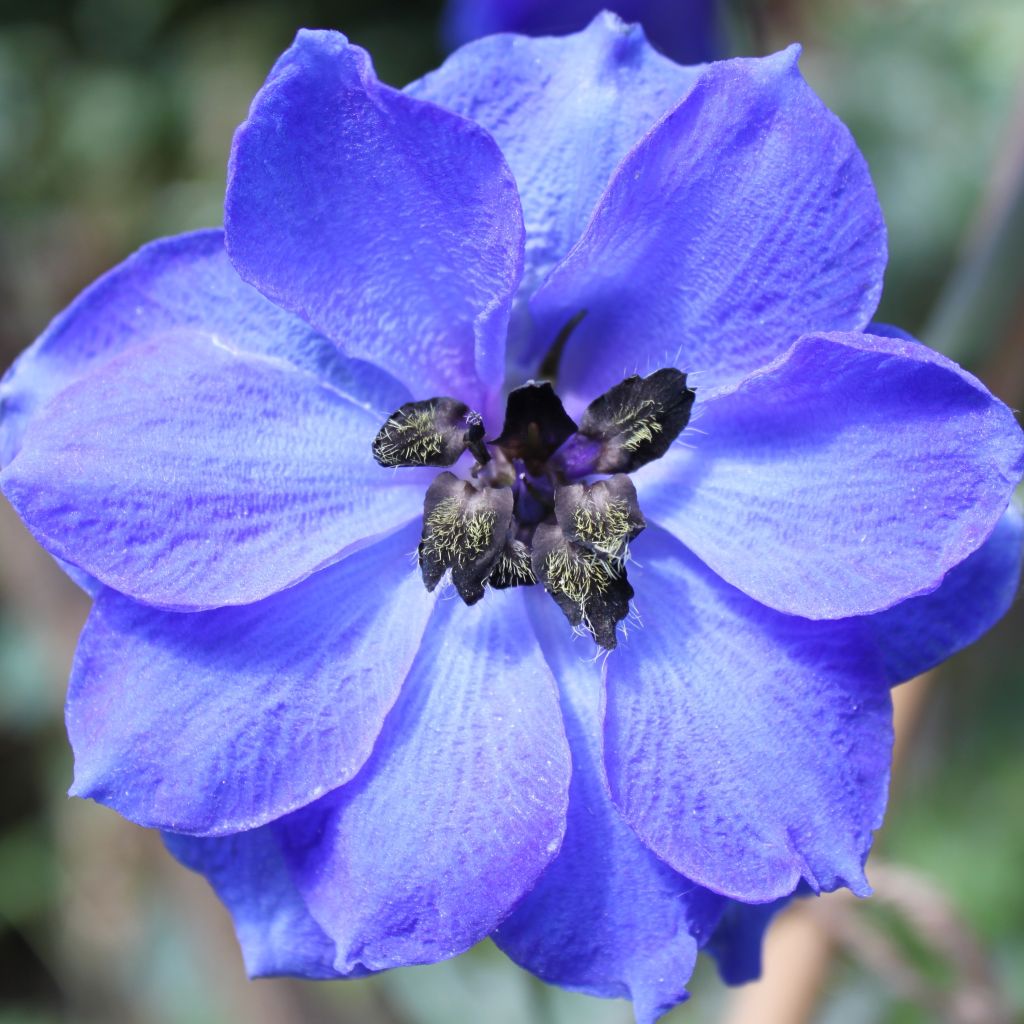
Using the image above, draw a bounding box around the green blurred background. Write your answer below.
[1,1,1023,1022]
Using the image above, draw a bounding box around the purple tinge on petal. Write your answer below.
[604,525,893,903]
[865,503,1023,685]
[442,1,720,67]
[865,320,917,342]
[410,11,702,342]
[532,46,888,404]
[0,229,409,471]
[1,333,427,609]
[278,589,571,974]
[67,522,434,836]
[495,590,724,1024]
[164,829,344,979]
[636,332,1024,619]
[226,29,524,411]
[705,895,795,985]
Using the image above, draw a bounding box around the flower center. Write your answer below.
[372,369,695,649]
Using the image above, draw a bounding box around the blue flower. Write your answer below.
[1,15,1022,1023]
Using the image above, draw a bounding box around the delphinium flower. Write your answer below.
[443,0,719,64]
[2,14,1022,1023]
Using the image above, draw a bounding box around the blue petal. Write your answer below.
[494,590,724,1024]
[277,589,571,973]
[410,11,701,353]
[442,1,720,66]
[226,29,524,412]
[0,229,408,471]
[530,46,887,406]
[2,333,426,609]
[865,321,916,342]
[637,332,1024,619]
[164,829,343,979]
[865,503,1023,685]
[705,896,794,985]
[67,522,434,835]
[604,525,893,903]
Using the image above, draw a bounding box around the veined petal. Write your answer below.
[410,12,701,331]
[0,229,409,470]
[865,503,1023,685]
[226,29,524,410]
[495,590,724,1024]
[604,526,893,903]
[442,2,720,66]
[2,333,425,609]
[532,46,887,404]
[637,332,1024,619]
[164,829,343,979]
[67,522,433,835]
[278,589,571,973]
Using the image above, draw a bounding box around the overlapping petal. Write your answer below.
[164,829,342,979]
[604,525,893,902]
[637,332,1024,619]
[2,334,426,609]
[866,503,1023,684]
[0,230,409,470]
[410,12,701,338]
[67,522,433,835]
[278,590,571,973]
[495,591,724,1024]
[532,46,887,405]
[226,29,524,412]
[705,897,794,985]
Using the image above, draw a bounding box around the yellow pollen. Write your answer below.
[423,497,496,566]
[571,498,633,560]
[375,407,445,464]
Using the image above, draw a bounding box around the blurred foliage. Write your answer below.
[1,1,1023,1022]
[775,0,1024,341]
[0,0,447,360]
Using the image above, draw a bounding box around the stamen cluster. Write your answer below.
[372,368,695,648]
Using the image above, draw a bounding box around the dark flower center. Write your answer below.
[372,369,695,649]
